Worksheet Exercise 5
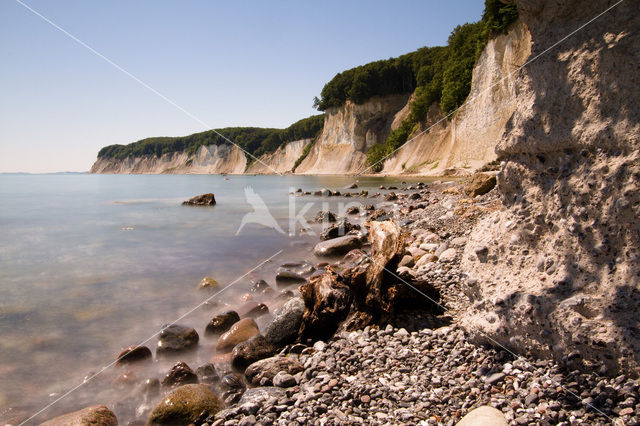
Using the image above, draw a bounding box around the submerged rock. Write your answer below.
[156,324,199,356]
[231,335,277,371]
[216,318,260,353]
[162,361,198,387]
[40,405,117,426]
[198,277,219,290]
[205,311,240,335]
[313,235,362,257]
[116,345,152,366]
[147,384,223,425]
[182,193,216,206]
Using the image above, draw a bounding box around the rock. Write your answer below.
[249,279,273,295]
[205,311,240,335]
[244,356,304,386]
[384,192,398,201]
[182,193,216,206]
[147,384,223,425]
[313,235,362,257]
[419,243,439,252]
[237,302,269,319]
[198,277,219,290]
[195,363,219,384]
[345,183,358,189]
[264,297,305,346]
[162,361,198,387]
[415,253,438,268]
[141,378,160,398]
[237,387,286,406]
[216,318,260,353]
[438,248,458,262]
[450,236,468,247]
[456,406,507,426]
[273,371,297,388]
[346,206,360,215]
[464,173,497,197]
[315,211,337,223]
[298,271,353,342]
[319,188,332,197]
[116,345,152,366]
[157,324,199,356]
[320,220,360,241]
[407,246,426,259]
[275,262,315,287]
[398,255,415,268]
[40,405,117,426]
[231,335,277,371]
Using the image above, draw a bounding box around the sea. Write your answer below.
[0,173,435,424]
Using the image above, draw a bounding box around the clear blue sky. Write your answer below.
[0,0,484,172]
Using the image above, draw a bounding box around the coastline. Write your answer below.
[20,177,637,425]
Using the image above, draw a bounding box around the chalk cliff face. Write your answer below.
[294,94,410,175]
[460,0,640,374]
[381,21,531,175]
[89,144,246,174]
[246,139,310,174]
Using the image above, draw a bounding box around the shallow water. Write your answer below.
[0,173,435,423]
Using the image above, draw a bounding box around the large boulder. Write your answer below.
[156,324,199,356]
[182,193,216,206]
[313,235,362,257]
[244,356,304,386]
[216,318,260,353]
[456,406,507,426]
[231,335,277,371]
[40,405,117,426]
[264,297,305,346]
[147,384,223,425]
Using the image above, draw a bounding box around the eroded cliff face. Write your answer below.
[246,139,310,174]
[381,20,531,175]
[295,94,409,175]
[89,144,247,174]
[460,0,640,375]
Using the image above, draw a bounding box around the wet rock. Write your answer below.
[345,183,358,189]
[319,188,332,197]
[141,378,160,398]
[216,318,260,353]
[273,371,297,388]
[464,173,497,197]
[40,405,117,426]
[244,356,304,386]
[198,277,219,290]
[147,384,223,425]
[162,361,198,387]
[298,271,353,342]
[221,373,245,391]
[320,220,360,241]
[456,406,507,426]
[275,262,315,287]
[346,206,360,215]
[156,324,199,356]
[249,279,273,295]
[237,301,269,319]
[314,211,336,223]
[313,235,362,257]
[264,297,305,347]
[182,193,216,206]
[384,192,398,201]
[205,311,240,335]
[231,335,277,371]
[116,345,152,366]
[195,363,219,384]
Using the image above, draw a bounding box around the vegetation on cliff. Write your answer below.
[97,114,325,160]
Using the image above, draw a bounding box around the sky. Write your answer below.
[0,0,485,173]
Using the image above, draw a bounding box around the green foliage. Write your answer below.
[291,141,313,172]
[364,0,518,169]
[98,115,325,160]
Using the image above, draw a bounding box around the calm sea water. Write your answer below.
[0,173,432,423]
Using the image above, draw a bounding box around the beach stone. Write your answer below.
[40,405,117,426]
[156,324,199,356]
[313,235,362,257]
[345,183,358,189]
[275,262,315,287]
[439,248,458,262]
[216,318,260,353]
[147,384,223,425]
[464,173,497,197]
[398,255,415,268]
[205,311,240,335]
[182,193,216,206]
[315,211,337,223]
[231,335,277,371]
[273,371,297,388]
[244,356,304,386]
[195,363,219,384]
[346,206,360,215]
[384,192,398,201]
[249,279,273,295]
[264,297,305,346]
[320,220,360,241]
[238,387,286,406]
[116,345,152,366]
[237,301,269,319]
[407,246,427,259]
[415,253,438,268]
[198,277,219,290]
[456,406,507,426]
[320,188,332,197]
[162,361,198,387]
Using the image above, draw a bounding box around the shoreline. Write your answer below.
[10,178,638,425]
